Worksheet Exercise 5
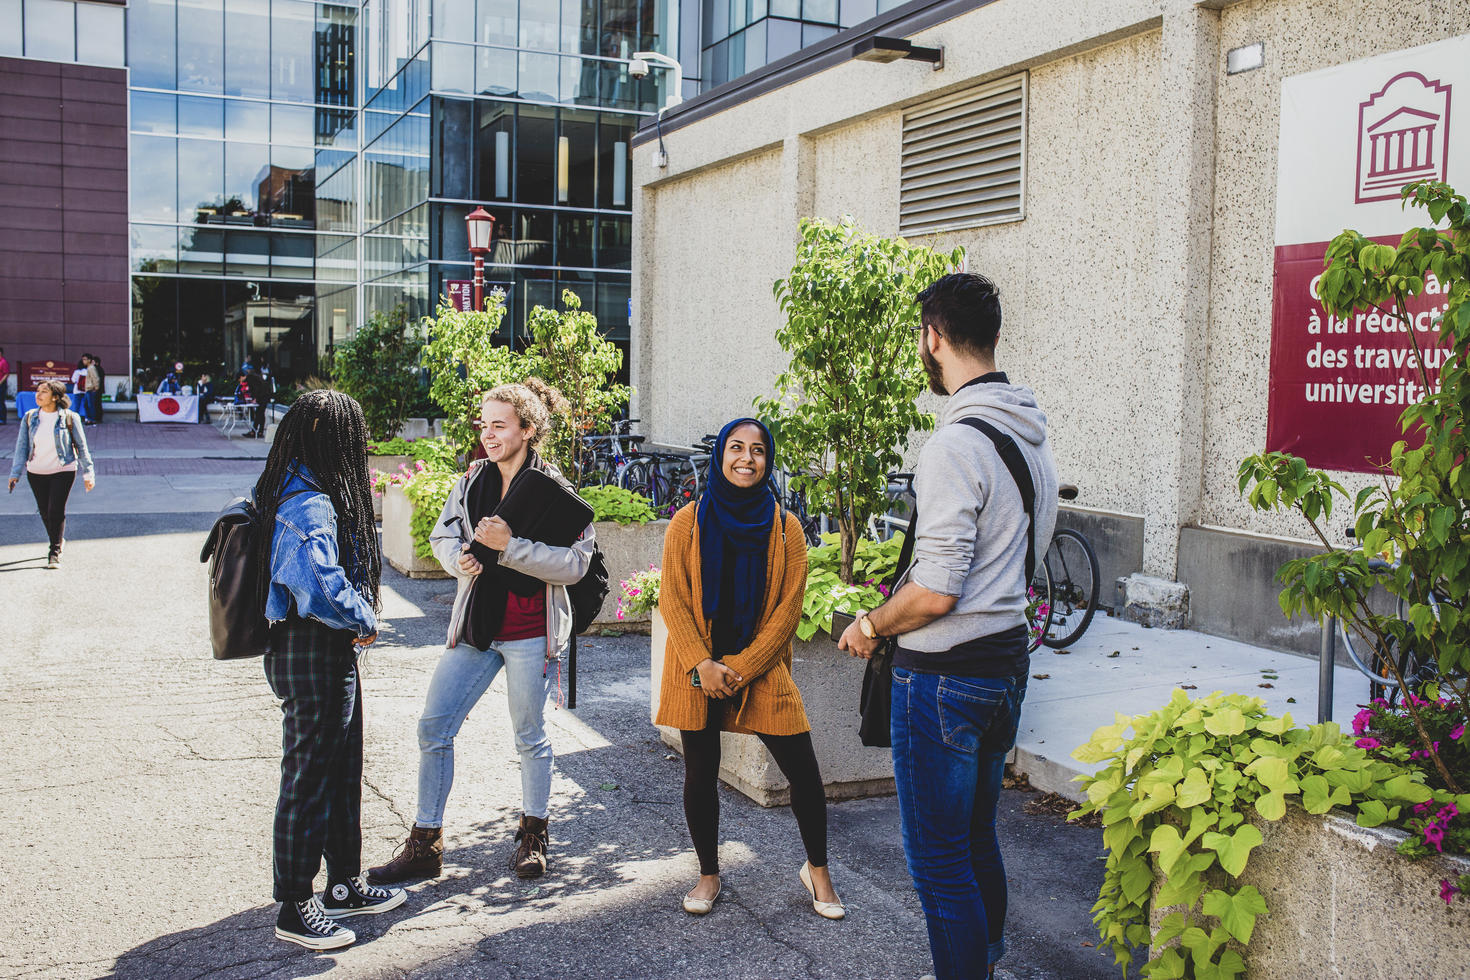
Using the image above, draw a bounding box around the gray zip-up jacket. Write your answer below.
[900,376,1060,652]
[430,459,596,656]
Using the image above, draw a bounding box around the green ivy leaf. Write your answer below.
[1202,886,1269,945]
[1201,824,1264,877]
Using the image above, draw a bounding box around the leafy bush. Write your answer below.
[579,485,657,525]
[420,295,527,460]
[617,565,661,620]
[368,436,459,470]
[756,217,961,583]
[1238,179,1468,793]
[1074,691,1457,978]
[525,289,632,487]
[328,307,426,441]
[797,533,903,641]
[403,470,460,560]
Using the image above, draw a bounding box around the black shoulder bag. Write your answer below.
[857,417,1037,748]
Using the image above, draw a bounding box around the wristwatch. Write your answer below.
[858,611,880,640]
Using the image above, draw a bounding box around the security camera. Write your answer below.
[628,58,650,79]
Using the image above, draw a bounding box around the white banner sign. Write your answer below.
[138,394,200,423]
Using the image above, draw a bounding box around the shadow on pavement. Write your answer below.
[106,905,342,979]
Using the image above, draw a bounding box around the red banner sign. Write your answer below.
[445,280,473,312]
[1266,236,1453,472]
[21,359,73,387]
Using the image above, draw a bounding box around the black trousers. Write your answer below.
[252,403,267,435]
[27,470,75,552]
[680,701,829,876]
[264,614,363,902]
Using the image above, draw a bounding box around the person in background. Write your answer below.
[70,358,90,424]
[0,346,10,424]
[7,380,95,568]
[252,389,406,950]
[85,355,105,425]
[655,417,842,920]
[197,373,215,423]
[159,363,184,395]
[249,364,275,439]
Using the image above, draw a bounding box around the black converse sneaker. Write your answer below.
[275,895,355,950]
[321,875,407,919]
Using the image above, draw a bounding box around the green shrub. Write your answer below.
[403,470,460,560]
[579,485,657,524]
[797,533,903,641]
[328,307,425,441]
[617,565,661,620]
[1074,691,1456,979]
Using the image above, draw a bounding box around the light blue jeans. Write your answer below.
[416,637,556,826]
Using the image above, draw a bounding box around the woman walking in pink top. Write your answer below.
[6,380,95,568]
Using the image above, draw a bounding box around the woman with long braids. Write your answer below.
[254,389,406,950]
[656,417,844,919]
[368,379,594,885]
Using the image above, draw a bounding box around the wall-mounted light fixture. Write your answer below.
[557,136,570,203]
[1227,42,1264,75]
[853,36,944,71]
[494,131,509,198]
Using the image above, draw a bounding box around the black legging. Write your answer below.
[681,700,828,876]
[27,470,75,551]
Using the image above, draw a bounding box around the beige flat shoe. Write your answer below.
[800,862,846,920]
[682,882,721,915]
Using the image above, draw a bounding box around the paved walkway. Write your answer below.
[0,422,1377,978]
[1,421,267,515]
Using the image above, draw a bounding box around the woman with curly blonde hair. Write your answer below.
[368,378,594,884]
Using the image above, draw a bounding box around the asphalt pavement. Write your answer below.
[0,505,1115,980]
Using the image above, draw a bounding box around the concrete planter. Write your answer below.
[367,454,411,520]
[1151,806,1470,977]
[650,609,894,806]
[382,484,450,579]
[593,518,668,628]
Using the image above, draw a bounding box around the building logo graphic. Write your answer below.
[1356,71,1452,203]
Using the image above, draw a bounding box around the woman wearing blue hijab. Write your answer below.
[655,417,845,920]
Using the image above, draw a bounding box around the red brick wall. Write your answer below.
[0,57,129,395]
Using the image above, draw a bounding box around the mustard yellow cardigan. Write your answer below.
[654,503,810,736]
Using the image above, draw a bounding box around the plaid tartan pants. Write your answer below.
[264,613,362,902]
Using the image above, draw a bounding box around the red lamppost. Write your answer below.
[465,206,496,311]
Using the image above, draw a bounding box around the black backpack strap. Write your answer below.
[955,417,1038,583]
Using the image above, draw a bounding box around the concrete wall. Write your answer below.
[631,0,1470,652]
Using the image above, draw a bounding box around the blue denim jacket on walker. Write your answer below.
[8,408,95,483]
[266,466,377,638]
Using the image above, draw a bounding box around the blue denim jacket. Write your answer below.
[8,408,95,483]
[266,467,377,637]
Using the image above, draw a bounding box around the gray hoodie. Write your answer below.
[899,376,1059,653]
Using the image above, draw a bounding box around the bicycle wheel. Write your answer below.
[1027,561,1053,654]
[619,460,653,500]
[1041,528,1100,648]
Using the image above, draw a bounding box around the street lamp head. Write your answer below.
[465,206,495,256]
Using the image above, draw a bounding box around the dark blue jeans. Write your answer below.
[892,666,1028,980]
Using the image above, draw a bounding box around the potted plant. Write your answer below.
[578,486,666,629]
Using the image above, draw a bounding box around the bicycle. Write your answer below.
[1334,528,1453,706]
[1036,484,1101,649]
[579,418,645,488]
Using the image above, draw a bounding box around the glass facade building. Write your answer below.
[6,0,867,389]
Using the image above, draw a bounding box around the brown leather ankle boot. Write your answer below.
[366,825,443,885]
[512,815,549,879]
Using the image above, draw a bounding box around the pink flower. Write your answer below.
[1452,723,1466,742]
[1352,708,1373,736]
[628,587,641,597]
[1424,824,1445,851]
[1355,737,1382,750]
[1441,803,1460,821]
[1441,879,1459,905]
[1414,802,1433,816]
[616,608,625,621]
